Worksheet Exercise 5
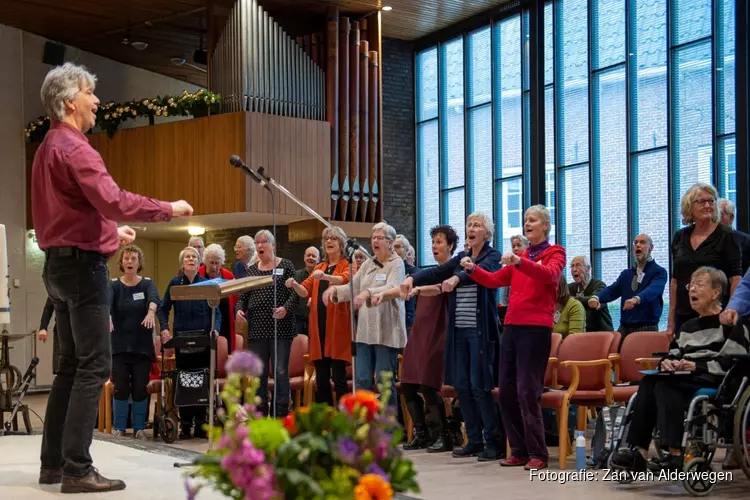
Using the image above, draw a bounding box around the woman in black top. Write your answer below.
[109,245,159,439]
[668,183,742,334]
[236,229,298,417]
[38,297,60,374]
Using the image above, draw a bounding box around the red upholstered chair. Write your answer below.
[268,335,313,409]
[540,331,615,469]
[607,331,671,403]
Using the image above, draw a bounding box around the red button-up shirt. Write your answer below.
[32,121,172,258]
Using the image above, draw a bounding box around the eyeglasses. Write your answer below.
[686,282,710,291]
[323,236,338,242]
[371,235,389,241]
[692,198,716,207]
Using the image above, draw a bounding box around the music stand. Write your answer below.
[168,275,272,454]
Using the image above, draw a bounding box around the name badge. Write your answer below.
[274,268,284,276]
[375,273,387,282]
[636,273,645,284]
[133,292,145,301]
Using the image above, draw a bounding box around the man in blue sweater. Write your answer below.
[588,234,668,341]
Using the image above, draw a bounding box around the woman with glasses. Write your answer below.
[668,183,741,334]
[323,222,407,409]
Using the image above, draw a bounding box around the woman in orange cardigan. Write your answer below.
[286,227,352,405]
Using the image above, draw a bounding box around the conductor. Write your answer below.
[31,63,193,493]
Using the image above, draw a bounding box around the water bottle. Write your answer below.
[576,430,587,470]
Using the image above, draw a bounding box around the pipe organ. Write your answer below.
[210,1,383,223]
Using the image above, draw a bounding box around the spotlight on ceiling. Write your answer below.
[382,5,392,11]
[187,226,205,236]
[131,41,148,50]
[170,57,187,66]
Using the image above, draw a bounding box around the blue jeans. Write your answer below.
[355,343,400,408]
[454,327,503,447]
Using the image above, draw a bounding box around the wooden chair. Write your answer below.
[540,331,615,469]
[607,331,671,403]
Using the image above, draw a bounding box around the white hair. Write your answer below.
[203,243,226,265]
[467,211,495,241]
[372,222,397,242]
[255,229,275,246]
[510,234,529,247]
[178,246,200,267]
[41,63,97,121]
[524,205,552,237]
[572,255,591,268]
[321,227,347,261]
[188,236,205,247]
[718,198,735,217]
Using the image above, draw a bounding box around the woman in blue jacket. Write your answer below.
[157,246,221,439]
[401,212,505,461]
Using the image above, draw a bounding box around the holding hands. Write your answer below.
[459,256,474,272]
[441,276,460,293]
[353,290,370,310]
[587,297,601,310]
[501,252,521,266]
[311,270,327,281]
[399,277,414,299]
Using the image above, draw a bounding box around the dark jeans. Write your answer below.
[112,353,151,402]
[40,248,111,477]
[355,342,400,408]
[248,337,294,417]
[313,357,348,405]
[499,325,551,461]
[627,374,717,449]
[454,327,504,448]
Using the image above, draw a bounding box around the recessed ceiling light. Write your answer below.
[382,5,392,11]
[131,41,148,50]
[170,57,187,66]
[187,226,205,236]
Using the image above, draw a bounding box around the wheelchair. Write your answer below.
[608,354,750,496]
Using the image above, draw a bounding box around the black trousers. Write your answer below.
[40,248,111,478]
[111,353,151,402]
[313,357,348,405]
[627,374,718,450]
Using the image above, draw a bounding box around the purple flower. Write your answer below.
[226,350,264,377]
[184,477,201,500]
[337,437,360,465]
[374,439,389,461]
[365,463,389,482]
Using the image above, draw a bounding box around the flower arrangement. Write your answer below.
[186,350,419,500]
[24,89,221,143]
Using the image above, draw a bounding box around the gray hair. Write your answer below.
[692,266,728,299]
[718,198,735,219]
[321,226,347,261]
[237,235,258,266]
[572,255,591,268]
[467,211,495,241]
[188,236,205,248]
[524,205,552,237]
[178,246,200,267]
[510,234,529,247]
[680,183,719,225]
[255,229,276,246]
[372,222,397,242]
[41,63,97,121]
[203,243,226,265]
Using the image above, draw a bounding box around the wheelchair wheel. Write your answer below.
[682,457,716,497]
[160,415,178,444]
[733,385,750,480]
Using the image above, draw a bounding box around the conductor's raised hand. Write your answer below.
[118,225,136,245]
[501,252,521,266]
[171,200,194,218]
[459,256,474,272]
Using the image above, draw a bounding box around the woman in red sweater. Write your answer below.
[460,205,565,471]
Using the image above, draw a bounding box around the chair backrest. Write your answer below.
[288,334,310,378]
[557,331,614,390]
[618,331,671,382]
[608,331,622,355]
[544,332,563,386]
[217,335,229,378]
[235,333,244,351]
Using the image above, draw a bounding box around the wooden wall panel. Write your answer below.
[244,112,331,218]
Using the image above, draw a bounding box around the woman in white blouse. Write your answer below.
[323,222,406,407]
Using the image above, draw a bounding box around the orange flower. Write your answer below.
[354,474,393,500]
[282,413,298,435]
[341,390,380,421]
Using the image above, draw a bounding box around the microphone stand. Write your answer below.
[247,165,370,395]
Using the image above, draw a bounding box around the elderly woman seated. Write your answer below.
[611,266,750,472]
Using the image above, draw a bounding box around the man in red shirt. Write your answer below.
[32,62,193,493]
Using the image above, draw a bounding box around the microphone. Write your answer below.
[229,155,269,189]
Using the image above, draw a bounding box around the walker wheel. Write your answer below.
[682,457,715,497]
[161,416,178,444]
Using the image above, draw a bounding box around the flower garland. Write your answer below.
[186,350,419,500]
[24,89,221,143]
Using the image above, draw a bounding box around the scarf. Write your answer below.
[527,239,551,262]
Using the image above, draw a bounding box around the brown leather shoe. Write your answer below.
[39,467,63,484]
[60,468,126,494]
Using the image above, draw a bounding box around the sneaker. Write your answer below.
[524,458,548,471]
[611,449,648,471]
[134,430,149,441]
[111,430,125,438]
